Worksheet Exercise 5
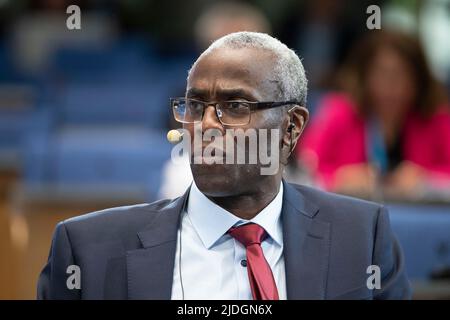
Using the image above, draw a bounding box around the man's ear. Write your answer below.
[282,105,309,151]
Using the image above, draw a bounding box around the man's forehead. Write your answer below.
[193,47,275,76]
[187,47,278,99]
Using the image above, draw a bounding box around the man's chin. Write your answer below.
[191,165,238,197]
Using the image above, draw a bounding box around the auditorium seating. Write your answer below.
[23,126,172,201]
[389,204,450,281]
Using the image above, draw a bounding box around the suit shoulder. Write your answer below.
[289,184,387,244]
[61,197,179,236]
[291,184,383,219]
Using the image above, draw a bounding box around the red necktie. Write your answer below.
[228,223,279,300]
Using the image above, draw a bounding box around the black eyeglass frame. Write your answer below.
[170,97,301,126]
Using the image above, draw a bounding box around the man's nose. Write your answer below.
[202,105,224,133]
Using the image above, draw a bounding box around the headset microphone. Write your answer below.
[167,129,184,144]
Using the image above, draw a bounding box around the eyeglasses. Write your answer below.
[170,97,300,126]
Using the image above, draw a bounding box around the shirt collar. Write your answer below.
[186,181,284,249]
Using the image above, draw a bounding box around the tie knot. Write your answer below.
[228,223,267,247]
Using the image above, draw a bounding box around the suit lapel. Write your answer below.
[126,189,189,299]
[282,182,331,299]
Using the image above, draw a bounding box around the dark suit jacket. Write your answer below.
[37,182,411,299]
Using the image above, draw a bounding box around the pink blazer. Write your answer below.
[297,93,450,189]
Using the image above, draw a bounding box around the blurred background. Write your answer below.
[0,0,449,299]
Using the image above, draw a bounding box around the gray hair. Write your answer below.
[188,31,308,106]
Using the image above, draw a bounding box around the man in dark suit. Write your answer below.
[37,32,411,300]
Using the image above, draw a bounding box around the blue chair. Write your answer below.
[49,37,158,84]
[23,125,171,201]
[0,100,53,170]
[56,82,170,129]
[388,204,450,280]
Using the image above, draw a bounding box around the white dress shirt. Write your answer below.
[171,182,286,300]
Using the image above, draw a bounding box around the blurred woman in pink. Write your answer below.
[298,30,450,197]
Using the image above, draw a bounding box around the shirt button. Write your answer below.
[240,259,247,267]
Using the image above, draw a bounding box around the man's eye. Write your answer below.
[229,102,245,109]
[188,101,204,110]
